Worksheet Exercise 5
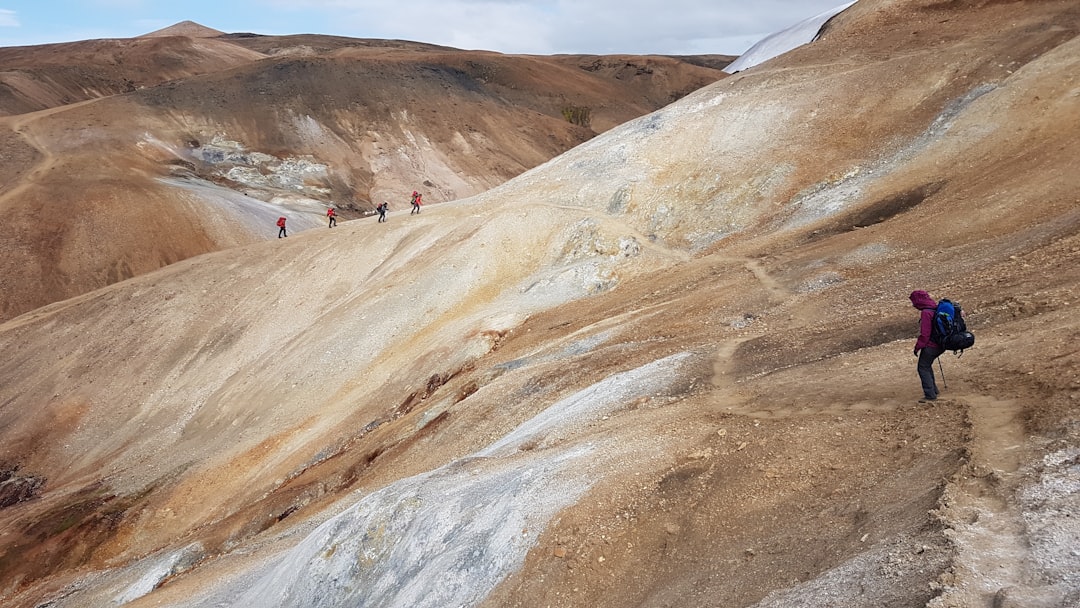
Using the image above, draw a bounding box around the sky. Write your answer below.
[0,1,850,56]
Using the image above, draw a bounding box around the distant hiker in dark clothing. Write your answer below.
[410,191,422,214]
[377,202,388,223]
[327,207,337,228]
[910,290,942,401]
[277,216,288,238]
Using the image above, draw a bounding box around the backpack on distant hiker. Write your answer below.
[276,216,286,227]
[930,298,975,355]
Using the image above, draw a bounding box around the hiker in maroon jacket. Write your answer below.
[277,216,288,238]
[910,290,942,402]
[327,207,337,228]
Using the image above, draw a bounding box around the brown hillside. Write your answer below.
[0,36,726,322]
[0,37,265,116]
[139,20,226,39]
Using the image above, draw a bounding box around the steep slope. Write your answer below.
[0,36,726,323]
[1,1,1078,607]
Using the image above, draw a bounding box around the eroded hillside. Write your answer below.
[0,31,727,323]
[0,1,1078,607]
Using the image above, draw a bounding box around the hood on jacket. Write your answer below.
[910,290,937,310]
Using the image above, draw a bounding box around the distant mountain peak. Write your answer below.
[140,20,225,38]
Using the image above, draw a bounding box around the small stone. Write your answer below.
[552,547,567,558]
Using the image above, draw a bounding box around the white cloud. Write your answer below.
[349,1,557,53]
[263,0,853,55]
[0,9,20,28]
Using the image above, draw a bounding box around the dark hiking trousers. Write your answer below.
[917,346,943,399]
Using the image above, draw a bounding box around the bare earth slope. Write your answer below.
[0,32,728,322]
[0,1,1078,607]
[140,20,226,39]
[0,37,266,116]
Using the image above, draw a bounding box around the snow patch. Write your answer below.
[725,2,858,74]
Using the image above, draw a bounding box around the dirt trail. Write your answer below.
[706,256,827,420]
[741,258,790,302]
[0,98,103,209]
[705,248,1065,605]
[932,394,1065,607]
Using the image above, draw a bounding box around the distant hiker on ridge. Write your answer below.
[377,202,388,223]
[327,207,337,228]
[410,191,422,214]
[276,216,288,238]
[910,290,942,402]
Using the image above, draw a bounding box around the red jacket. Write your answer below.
[276,217,286,227]
[327,209,335,217]
[910,290,939,349]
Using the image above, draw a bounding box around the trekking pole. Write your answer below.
[937,357,948,389]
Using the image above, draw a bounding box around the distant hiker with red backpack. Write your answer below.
[277,216,288,238]
[327,207,337,228]
[410,191,422,214]
[910,290,942,402]
[377,202,388,223]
